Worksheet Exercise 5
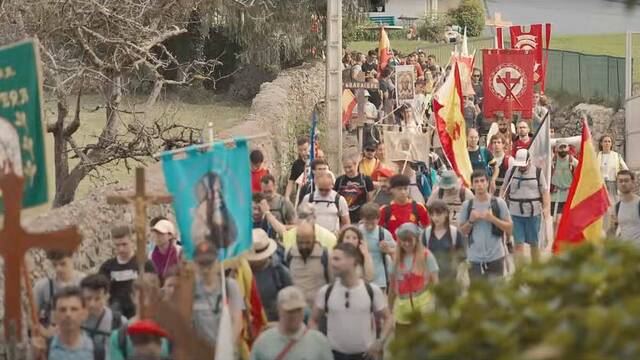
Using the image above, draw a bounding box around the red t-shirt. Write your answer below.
[378,201,430,240]
[512,137,532,156]
[250,168,269,193]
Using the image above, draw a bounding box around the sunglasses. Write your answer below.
[365,148,376,152]
[345,290,350,309]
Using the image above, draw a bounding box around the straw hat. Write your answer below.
[246,229,278,262]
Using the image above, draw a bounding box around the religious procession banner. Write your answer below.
[0,39,48,212]
[395,65,416,104]
[510,23,552,91]
[161,140,252,261]
[383,130,430,164]
[482,49,535,119]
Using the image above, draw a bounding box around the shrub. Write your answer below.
[417,15,449,43]
[391,241,640,359]
[447,0,485,37]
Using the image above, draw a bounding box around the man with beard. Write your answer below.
[487,113,515,154]
[609,170,640,243]
[512,121,533,156]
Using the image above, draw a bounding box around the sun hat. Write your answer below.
[438,170,460,190]
[245,229,278,262]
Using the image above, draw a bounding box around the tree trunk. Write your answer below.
[52,164,90,207]
[51,100,71,208]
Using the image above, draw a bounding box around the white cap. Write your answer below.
[277,286,307,311]
[152,219,175,236]
[513,149,530,167]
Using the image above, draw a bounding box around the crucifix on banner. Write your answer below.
[106,167,173,318]
[0,162,82,345]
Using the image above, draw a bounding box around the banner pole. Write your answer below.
[154,133,270,158]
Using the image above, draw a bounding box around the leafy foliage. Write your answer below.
[391,241,640,359]
[417,16,449,43]
[446,0,485,37]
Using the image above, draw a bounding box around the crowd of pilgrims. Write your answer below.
[30,52,638,360]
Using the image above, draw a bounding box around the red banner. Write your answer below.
[482,49,535,119]
[510,24,552,91]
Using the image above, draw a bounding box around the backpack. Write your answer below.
[324,281,375,314]
[437,187,466,204]
[285,246,330,283]
[505,167,543,216]
[378,227,389,289]
[271,263,291,291]
[422,225,459,251]
[81,309,124,360]
[308,191,341,211]
[415,163,436,200]
[381,201,420,229]
[476,147,493,177]
[465,197,503,238]
[38,278,55,327]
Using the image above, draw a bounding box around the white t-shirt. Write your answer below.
[300,190,349,233]
[598,151,628,181]
[315,280,387,354]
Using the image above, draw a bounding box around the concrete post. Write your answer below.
[325,0,343,172]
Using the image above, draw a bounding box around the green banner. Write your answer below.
[0,39,48,211]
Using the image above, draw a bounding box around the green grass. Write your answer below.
[37,92,250,211]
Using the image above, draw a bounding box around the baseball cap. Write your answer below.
[152,219,175,235]
[127,319,169,338]
[277,286,307,311]
[371,167,395,181]
[556,138,569,147]
[513,149,530,167]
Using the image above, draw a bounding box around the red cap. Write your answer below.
[127,320,169,338]
[371,167,395,181]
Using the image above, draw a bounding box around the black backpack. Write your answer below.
[381,201,420,229]
[308,191,341,210]
[81,310,124,360]
[465,197,504,239]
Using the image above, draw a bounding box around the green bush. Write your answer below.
[391,241,640,359]
[447,0,485,37]
[417,16,449,43]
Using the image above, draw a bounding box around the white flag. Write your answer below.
[528,113,551,185]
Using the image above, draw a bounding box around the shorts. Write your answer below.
[469,257,505,278]
[551,201,565,216]
[512,214,542,246]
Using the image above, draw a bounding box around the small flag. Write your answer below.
[378,26,393,74]
[342,89,357,125]
[553,120,611,252]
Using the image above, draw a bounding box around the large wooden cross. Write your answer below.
[0,162,82,341]
[107,167,172,317]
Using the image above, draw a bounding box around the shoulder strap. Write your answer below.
[274,329,309,360]
[309,191,315,203]
[411,201,419,222]
[321,248,330,283]
[438,187,444,199]
[378,227,384,242]
[466,199,474,223]
[536,167,542,184]
[383,206,392,228]
[450,225,458,248]
[616,201,621,218]
[48,278,54,304]
[118,324,129,359]
[285,248,293,267]
[422,227,432,248]
[334,193,341,209]
[324,283,335,313]
[111,310,123,330]
[459,186,466,203]
[364,282,375,314]
[490,197,501,218]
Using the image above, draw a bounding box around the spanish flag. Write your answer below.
[553,120,610,253]
[378,26,393,74]
[433,63,473,185]
[342,89,356,125]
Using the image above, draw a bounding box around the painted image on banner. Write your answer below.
[192,171,238,251]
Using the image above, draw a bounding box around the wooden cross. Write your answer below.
[485,12,512,28]
[0,162,82,341]
[107,167,173,317]
[344,82,380,150]
[144,261,214,360]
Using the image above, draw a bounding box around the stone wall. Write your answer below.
[553,103,626,152]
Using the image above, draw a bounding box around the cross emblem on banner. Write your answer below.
[107,167,173,318]
[0,162,82,341]
[497,71,524,108]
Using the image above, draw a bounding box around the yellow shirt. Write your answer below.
[283,224,337,250]
[359,158,380,177]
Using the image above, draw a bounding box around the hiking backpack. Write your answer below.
[285,246,330,283]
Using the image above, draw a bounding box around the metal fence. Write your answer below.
[416,37,627,105]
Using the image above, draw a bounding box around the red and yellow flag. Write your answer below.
[553,120,610,253]
[378,27,393,74]
[342,89,356,125]
[433,63,473,185]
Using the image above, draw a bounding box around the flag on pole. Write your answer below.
[433,63,473,185]
[527,112,551,185]
[450,28,475,97]
[378,26,393,74]
[553,120,611,253]
[342,89,356,125]
[215,265,235,360]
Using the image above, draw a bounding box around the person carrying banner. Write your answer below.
[250,286,333,360]
[427,170,474,225]
[608,170,640,244]
[459,169,512,279]
[512,121,533,156]
[489,134,514,196]
[501,149,550,262]
[467,128,498,194]
[550,139,579,227]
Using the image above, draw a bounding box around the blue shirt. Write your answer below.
[48,332,94,360]
[459,197,510,263]
[358,224,395,288]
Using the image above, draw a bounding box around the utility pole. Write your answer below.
[325,0,343,172]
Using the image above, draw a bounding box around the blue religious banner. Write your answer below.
[161,139,252,260]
